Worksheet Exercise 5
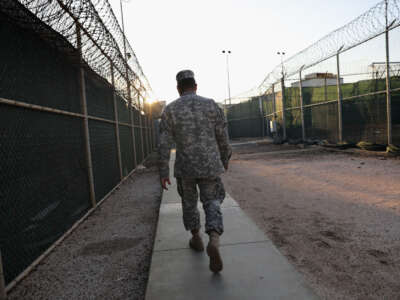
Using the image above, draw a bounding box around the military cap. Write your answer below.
[176,70,195,83]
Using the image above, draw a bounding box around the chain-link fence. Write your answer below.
[226,0,400,148]
[0,0,155,293]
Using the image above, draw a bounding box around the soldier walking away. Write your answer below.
[159,70,232,273]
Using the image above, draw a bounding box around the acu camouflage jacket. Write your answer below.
[158,91,232,179]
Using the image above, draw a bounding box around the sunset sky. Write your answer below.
[109,0,381,103]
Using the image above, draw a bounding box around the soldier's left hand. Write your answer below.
[161,177,171,190]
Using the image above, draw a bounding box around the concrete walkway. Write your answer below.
[145,154,318,300]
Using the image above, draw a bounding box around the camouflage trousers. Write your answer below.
[177,176,225,235]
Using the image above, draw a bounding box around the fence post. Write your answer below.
[385,0,393,145]
[76,24,96,207]
[139,95,145,162]
[299,65,306,141]
[281,77,287,141]
[336,46,344,143]
[258,96,265,137]
[272,84,276,114]
[125,68,138,169]
[130,107,138,168]
[0,250,6,300]
[110,63,123,179]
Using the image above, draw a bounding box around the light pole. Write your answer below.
[222,50,232,105]
[120,0,130,61]
[120,0,140,108]
[277,51,286,78]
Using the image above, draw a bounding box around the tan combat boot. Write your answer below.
[189,229,204,252]
[207,231,223,273]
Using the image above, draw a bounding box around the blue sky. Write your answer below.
[109,0,381,102]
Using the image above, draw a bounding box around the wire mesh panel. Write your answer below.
[285,108,302,140]
[85,73,115,120]
[392,91,400,145]
[339,34,387,144]
[228,118,263,138]
[284,74,302,140]
[134,127,144,164]
[388,26,400,145]
[116,95,130,124]
[88,120,120,201]
[133,108,141,126]
[342,95,388,144]
[0,13,81,113]
[0,105,91,284]
[304,102,339,142]
[119,125,135,176]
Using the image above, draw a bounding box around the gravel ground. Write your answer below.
[223,142,400,300]
[8,158,162,300]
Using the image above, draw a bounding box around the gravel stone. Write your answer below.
[8,165,162,300]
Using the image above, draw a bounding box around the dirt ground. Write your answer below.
[7,155,162,300]
[223,140,400,300]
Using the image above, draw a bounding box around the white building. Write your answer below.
[291,73,343,88]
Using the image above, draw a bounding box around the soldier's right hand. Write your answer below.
[161,178,171,190]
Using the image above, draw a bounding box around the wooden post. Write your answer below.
[281,77,287,141]
[0,250,6,300]
[77,24,96,207]
[336,46,344,143]
[299,65,306,141]
[110,63,123,179]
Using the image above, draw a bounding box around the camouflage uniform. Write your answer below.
[159,82,231,235]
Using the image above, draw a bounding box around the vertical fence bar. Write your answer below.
[130,104,137,168]
[76,24,96,207]
[336,46,344,143]
[281,77,287,141]
[0,250,6,300]
[126,69,138,168]
[110,63,123,179]
[139,96,145,162]
[272,84,276,114]
[145,115,150,155]
[385,0,393,145]
[258,96,265,137]
[148,115,152,152]
[299,66,306,141]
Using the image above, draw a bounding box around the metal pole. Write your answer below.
[336,46,344,143]
[0,250,6,300]
[385,0,393,145]
[299,66,306,141]
[139,101,145,161]
[222,50,232,105]
[272,83,276,115]
[111,63,123,179]
[226,53,231,105]
[281,77,287,141]
[130,106,138,168]
[258,96,265,137]
[324,71,328,101]
[77,24,96,207]
[120,0,127,62]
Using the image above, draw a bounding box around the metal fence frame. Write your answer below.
[261,20,398,145]
[227,0,400,146]
[0,1,155,295]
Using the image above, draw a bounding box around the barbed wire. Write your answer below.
[0,0,151,107]
[228,0,400,103]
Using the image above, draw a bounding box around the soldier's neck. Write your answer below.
[181,90,197,96]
